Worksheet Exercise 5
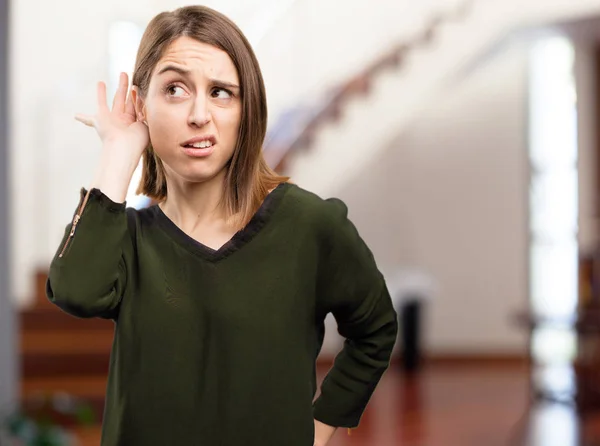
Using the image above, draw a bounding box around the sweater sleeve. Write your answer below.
[312,198,398,428]
[45,187,132,320]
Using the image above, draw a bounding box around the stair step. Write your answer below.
[22,375,108,398]
[21,306,114,331]
[21,352,110,378]
[34,270,50,307]
[21,330,114,355]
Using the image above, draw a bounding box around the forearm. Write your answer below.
[90,142,140,203]
[46,188,130,318]
[313,284,398,427]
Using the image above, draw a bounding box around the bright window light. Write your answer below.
[528,35,578,363]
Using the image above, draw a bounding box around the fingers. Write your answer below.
[97,81,108,114]
[78,75,129,129]
[74,113,95,127]
[112,72,128,113]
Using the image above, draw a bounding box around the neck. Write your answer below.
[159,169,231,232]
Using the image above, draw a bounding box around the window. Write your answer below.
[528,35,578,367]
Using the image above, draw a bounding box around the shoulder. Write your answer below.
[282,184,381,285]
[284,186,381,296]
[282,182,350,230]
[281,183,356,251]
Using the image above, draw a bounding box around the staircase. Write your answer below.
[263,0,600,197]
[19,270,109,444]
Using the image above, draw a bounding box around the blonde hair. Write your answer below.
[132,5,288,227]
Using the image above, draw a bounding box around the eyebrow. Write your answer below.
[157,64,240,90]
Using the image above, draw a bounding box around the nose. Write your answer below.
[188,95,211,127]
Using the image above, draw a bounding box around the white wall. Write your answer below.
[256,0,452,120]
[329,40,531,354]
[295,26,600,356]
[283,0,600,201]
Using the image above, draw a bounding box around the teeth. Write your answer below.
[191,140,212,148]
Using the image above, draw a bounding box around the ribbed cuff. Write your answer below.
[80,187,126,213]
[312,397,363,429]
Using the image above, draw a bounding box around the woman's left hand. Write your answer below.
[313,419,337,446]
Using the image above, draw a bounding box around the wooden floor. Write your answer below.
[325,361,531,446]
[325,361,599,446]
[27,361,600,446]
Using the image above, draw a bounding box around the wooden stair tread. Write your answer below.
[21,306,114,331]
[21,375,108,398]
[20,270,111,435]
[21,351,111,378]
[21,330,114,354]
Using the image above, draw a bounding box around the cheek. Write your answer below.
[149,105,179,128]
[216,109,242,140]
[147,107,185,146]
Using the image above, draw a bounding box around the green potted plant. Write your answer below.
[1,392,96,446]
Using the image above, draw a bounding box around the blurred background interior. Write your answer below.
[6,0,600,444]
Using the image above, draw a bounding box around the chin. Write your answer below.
[173,164,226,185]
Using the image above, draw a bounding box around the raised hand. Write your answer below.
[77,72,152,203]
[75,72,149,157]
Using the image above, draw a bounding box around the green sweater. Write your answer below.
[46,181,398,446]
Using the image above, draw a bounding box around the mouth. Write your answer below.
[181,136,217,158]
[181,135,217,147]
[181,143,215,158]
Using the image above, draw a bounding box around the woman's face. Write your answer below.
[136,36,242,185]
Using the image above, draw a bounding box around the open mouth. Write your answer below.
[183,141,214,149]
[180,135,217,157]
[181,141,215,158]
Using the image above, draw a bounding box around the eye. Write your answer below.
[165,84,186,98]
[211,87,233,99]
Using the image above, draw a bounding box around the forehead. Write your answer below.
[154,36,238,81]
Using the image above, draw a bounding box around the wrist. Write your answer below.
[100,143,142,175]
[313,419,337,446]
[90,161,137,204]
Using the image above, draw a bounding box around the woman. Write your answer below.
[47,5,398,446]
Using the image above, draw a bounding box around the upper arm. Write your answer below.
[316,198,395,338]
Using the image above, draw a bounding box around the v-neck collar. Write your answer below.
[150,182,290,262]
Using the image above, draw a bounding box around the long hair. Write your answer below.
[132,5,288,228]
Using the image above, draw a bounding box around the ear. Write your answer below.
[131,86,147,123]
